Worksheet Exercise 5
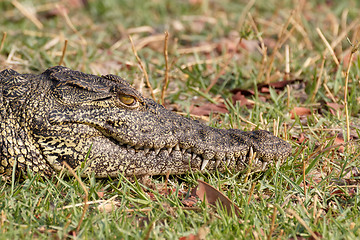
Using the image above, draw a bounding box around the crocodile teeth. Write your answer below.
[215,160,221,168]
[226,157,233,166]
[192,153,197,160]
[167,147,173,154]
[248,147,254,160]
[226,159,231,166]
[175,144,180,151]
[237,155,244,164]
[261,162,268,171]
[144,148,150,154]
[252,154,257,165]
[154,148,161,155]
[201,159,209,171]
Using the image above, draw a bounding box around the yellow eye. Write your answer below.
[118,93,136,106]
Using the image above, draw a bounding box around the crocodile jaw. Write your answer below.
[37,124,285,177]
[41,103,291,177]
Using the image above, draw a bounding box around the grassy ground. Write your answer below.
[1,0,360,239]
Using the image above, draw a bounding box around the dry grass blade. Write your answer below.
[283,122,288,141]
[1,210,5,232]
[247,182,256,205]
[330,19,360,50]
[132,34,164,51]
[273,117,279,137]
[286,209,321,240]
[58,196,118,211]
[268,206,277,240]
[344,41,360,142]
[316,28,340,66]
[142,220,154,240]
[58,39,68,66]
[61,161,89,234]
[236,0,256,29]
[0,32,7,52]
[303,155,306,196]
[285,44,290,77]
[244,148,256,183]
[247,12,268,83]
[161,31,169,105]
[289,15,313,49]
[310,56,326,102]
[55,4,86,45]
[129,35,155,100]
[11,0,43,29]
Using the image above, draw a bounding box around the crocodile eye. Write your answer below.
[118,93,136,106]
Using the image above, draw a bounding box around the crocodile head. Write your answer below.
[0,66,291,177]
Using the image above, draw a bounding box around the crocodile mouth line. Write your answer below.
[62,119,270,172]
[90,118,272,172]
[115,140,268,172]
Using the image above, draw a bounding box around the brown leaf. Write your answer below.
[146,192,156,201]
[260,86,270,93]
[188,0,203,5]
[179,234,198,240]
[309,232,323,240]
[190,103,228,116]
[267,79,300,89]
[192,180,241,217]
[258,79,304,96]
[334,135,345,153]
[230,88,255,96]
[326,102,344,116]
[232,91,251,107]
[182,195,198,207]
[296,133,307,144]
[290,107,312,119]
[44,0,87,17]
[179,227,208,240]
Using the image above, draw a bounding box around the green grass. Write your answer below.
[1,0,360,239]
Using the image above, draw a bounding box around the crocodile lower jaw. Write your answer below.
[118,141,270,172]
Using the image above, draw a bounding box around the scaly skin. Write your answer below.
[0,66,291,177]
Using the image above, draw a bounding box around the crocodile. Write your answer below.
[0,66,291,177]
